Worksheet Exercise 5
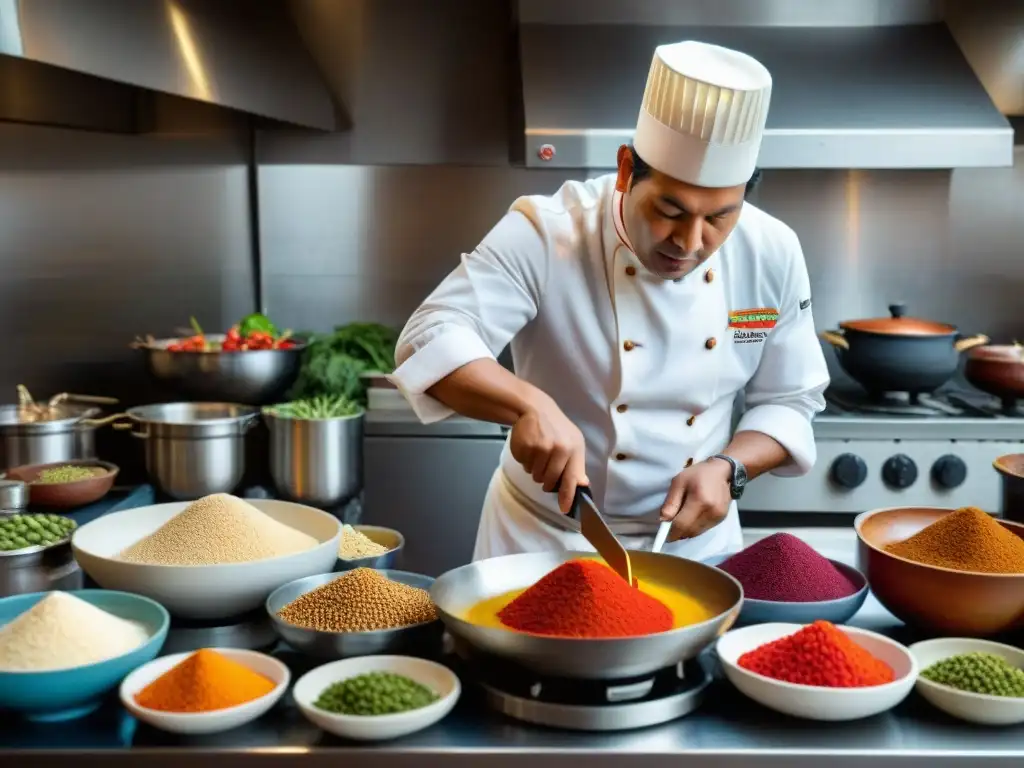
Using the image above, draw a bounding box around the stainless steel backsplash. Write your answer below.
[258,154,1024,352]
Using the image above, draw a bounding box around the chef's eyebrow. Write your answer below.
[658,195,740,218]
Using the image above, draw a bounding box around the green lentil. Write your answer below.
[314,672,440,716]
[921,652,1024,697]
[0,514,76,552]
[33,465,105,484]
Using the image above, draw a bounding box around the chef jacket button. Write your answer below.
[616,404,628,414]
[685,458,694,468]
[625,266,636,277]
[623,340,636,352]
[704,268,714,283]
[673,278,682,284]
[686,415,696,426]
[615,452,628,461]
[705,337,717,350]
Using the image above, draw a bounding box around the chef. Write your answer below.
[388,40,830,561]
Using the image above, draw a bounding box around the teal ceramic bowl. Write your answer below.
[702,554,869,627]
[0,589,169,721]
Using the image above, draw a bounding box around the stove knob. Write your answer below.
[932,454,967,489]
[882,454,918,489]
[830,453,868,489]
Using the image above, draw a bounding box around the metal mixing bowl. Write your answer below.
[335,525,404,571]
[143,335,305,406]
[431,551,743,680]
[265,569,442,659]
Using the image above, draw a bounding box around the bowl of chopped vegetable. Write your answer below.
[263,395,365,508]
[909,637,1024,725]
[293,655,460,741]
[136,314,306,406]
[6,459,118,509]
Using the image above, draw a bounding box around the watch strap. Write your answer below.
[709,454,746,500]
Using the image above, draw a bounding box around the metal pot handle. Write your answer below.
[820,331,849,350]
[78,412,128,428]
[954,334,989,354]
[111,420,149,438]
[240,412,260,432]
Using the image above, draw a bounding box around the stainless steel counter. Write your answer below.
[3,594,1023,768]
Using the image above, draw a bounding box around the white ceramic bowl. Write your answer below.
[716,622,917,721]
[119,648,290,734]
[293,655,461,741]
[72,499,342,619]
[910,638,1024,726]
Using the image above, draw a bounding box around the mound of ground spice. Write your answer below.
[738,620,895,688]
[885,506,1024,574]
[497,559,674,638]
[717,533,859,602]
[134,649,276,713]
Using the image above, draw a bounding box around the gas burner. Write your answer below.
[163,608,277,654]
[455,651,709,731]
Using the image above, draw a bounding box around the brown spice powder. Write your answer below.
[885,507,1024,574]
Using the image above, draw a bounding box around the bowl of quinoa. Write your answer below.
[5,460,119,509]
[335,524,403,571]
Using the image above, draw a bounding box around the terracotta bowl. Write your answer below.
[855,506,1024,636]
[6,459,119,509]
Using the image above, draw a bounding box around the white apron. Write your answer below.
[472,468,742,562]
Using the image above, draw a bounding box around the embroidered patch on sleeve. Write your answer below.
[728,308,780,330]
[799,297,812,311]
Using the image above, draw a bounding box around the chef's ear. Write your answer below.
[615,144,633,192]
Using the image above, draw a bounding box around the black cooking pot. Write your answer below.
[821,303,988,396]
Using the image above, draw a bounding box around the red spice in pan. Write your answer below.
[738,620,895,688]
[718,533,859,602]
[497,559,674,638]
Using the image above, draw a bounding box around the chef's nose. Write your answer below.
[672,216,703,255]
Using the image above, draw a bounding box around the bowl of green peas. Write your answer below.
[292,655,460,741]
[6,459,119,509]
[0,512,77,554]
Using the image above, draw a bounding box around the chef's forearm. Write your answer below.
[426,359,548,427]
[720,430,790,481]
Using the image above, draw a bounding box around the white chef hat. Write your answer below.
[633,41,772,188]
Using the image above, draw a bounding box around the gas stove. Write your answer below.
[740,383,1024,515]
[454,650,709,732]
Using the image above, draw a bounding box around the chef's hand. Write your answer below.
[660,459,732,541]
[510,398,588,515]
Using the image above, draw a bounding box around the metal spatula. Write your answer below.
[565,486,633,586]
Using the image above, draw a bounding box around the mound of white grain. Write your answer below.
[118,493,319,566]
[0,591,150,671]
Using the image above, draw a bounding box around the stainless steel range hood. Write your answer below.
[518,21,1014,171]
[0,0,339,133]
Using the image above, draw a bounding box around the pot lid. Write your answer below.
[839,303,957,336]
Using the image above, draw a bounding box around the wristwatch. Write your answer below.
[709,454,748,500]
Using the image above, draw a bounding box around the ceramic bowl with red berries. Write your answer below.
[133,314,306,405]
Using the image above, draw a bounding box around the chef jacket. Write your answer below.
[389,174,829,538]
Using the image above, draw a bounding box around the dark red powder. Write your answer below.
[497,559,674,638]
[717,533,859,602]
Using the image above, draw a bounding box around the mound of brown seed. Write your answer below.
[276,568,437,632]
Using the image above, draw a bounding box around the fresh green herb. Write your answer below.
[263,395,364,420]
[288,322,399,404]
[313,672,440,716]
[0,514,77,552]
[238,312,280,339]
[921,652,1024,697]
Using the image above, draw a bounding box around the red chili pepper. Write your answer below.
[277,340,296,350]
[497,559,673,638]
[737,621,895,688]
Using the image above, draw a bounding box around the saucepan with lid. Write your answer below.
[820,303,988,396]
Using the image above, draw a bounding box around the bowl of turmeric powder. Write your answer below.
[855,506,1024,636]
